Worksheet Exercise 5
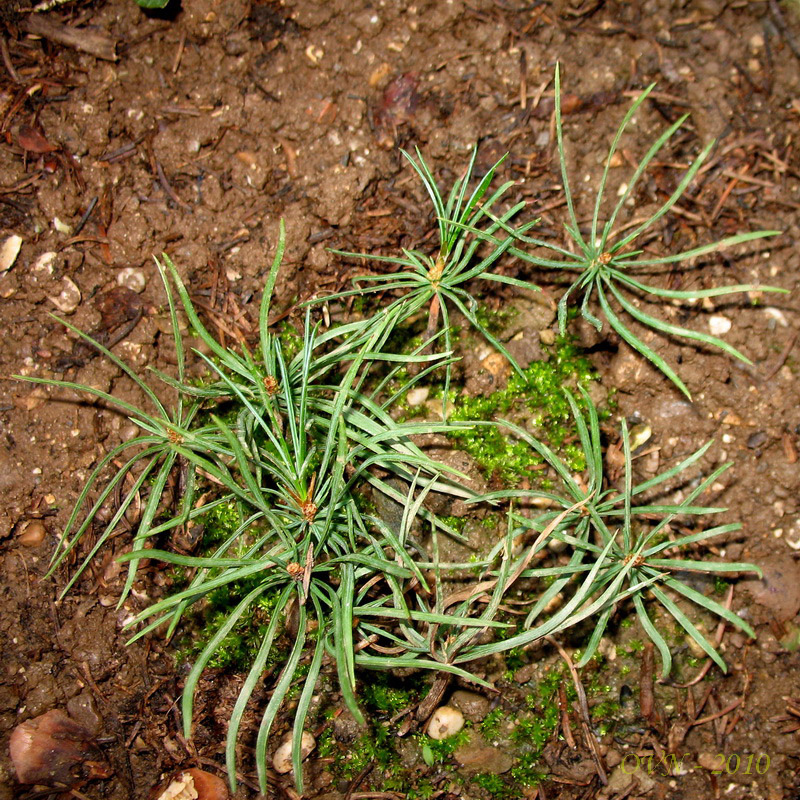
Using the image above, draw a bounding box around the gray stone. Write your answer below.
[454,734,513,775]
[502,295,556,340]
[449,690,491,722]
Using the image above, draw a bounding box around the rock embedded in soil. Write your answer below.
[454,736,513,775]
[48,276,81,314]
[426,706,464,740]
[372,477,408,536]
[0,234,22,272]
[272,731,316,774]
[332,708,362,744]
[155,768,229,800]
[9,708,107,786]
[15,519,46,547]
[33,250,57,276]
[116,267,146,293]
[65,692,101,736]
[742,555,800,622]
[480,351,510,384]
[448,690,491,722]
[502,295,556,340]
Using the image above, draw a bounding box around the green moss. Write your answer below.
[480,708,504,740]
[334,727,397,779]
[317,727,336,759]
[418,726,470,766]
[591,700,621,736]
[474,773,515,798]
[278,320,303,361]
[446,336,597,485]
[201,499,243,546]
[362,674,420,715]
[405,782,436,800]
[511,666,572,753]
[179,586,286,671]
[173,500,287,671]
[503,646,526,676]
[481,513,502,529]
[510,754,547,787]
[438,515,467,534]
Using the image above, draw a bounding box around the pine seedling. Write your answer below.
[468,66,785,399]
[318,146,540,415]
[476,388,760,677]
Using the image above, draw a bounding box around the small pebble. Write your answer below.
[155,768,229,800]
[747,431,768,449]
[272,731,315,774]
[480,351,510,382]
[449,690,490,722]
[686,633,707,659]
[764,307,788,327]
[708,315,732,336]
[120,423,140,441]
[539,329,556,345]
[427,706,464,740]
[117,267,146,293]
[597,637,617,662]
[629,423,651,452]
[305,44,323,64]
[49,277,81,314]
[697,752,721,771]
[607,151,624,168]
[16,519,46,547]
[33,251,57,275]
[10,709,100,785]
[0,234,22,272]
[53,217,72,235]
[406,386,429,407]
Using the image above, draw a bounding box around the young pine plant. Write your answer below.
[472,388,760,677]
[320,145,540,414]
[468,65,786,399]
[17,225,492,794]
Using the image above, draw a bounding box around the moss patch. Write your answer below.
[446,336,597,485]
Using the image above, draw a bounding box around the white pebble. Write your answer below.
[708,315,732,336]
[406,387,429,407]
[33,251,57,275]
[49,277,81,314]
[305,44,323,64]
[272,731,315,774]
[0,234,22,273]
[53,217,72,235]
[117,267,146,293]
[764,307,788,327]
[427,706,464,740]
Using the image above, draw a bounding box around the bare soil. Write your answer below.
[1,1,800,798]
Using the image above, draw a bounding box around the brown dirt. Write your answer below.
[1,1,800,798]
